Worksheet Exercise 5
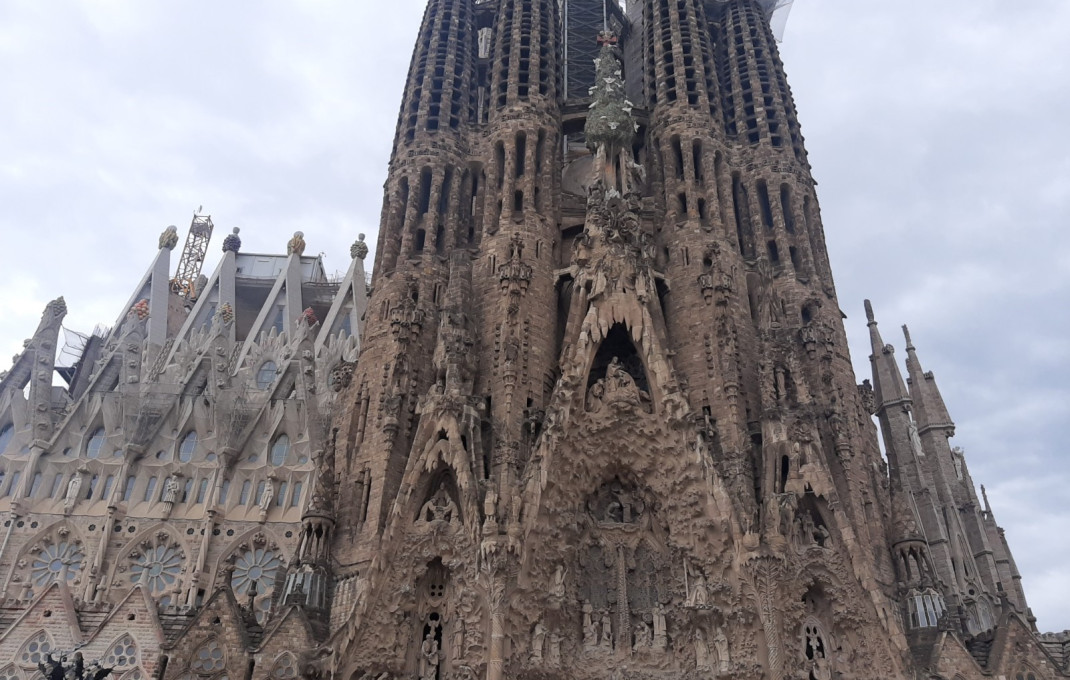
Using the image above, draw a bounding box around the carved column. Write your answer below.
[747,556,786,679]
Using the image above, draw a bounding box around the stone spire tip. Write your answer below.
[864,299,875,324]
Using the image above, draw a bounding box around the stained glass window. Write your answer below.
[30,542,83,588]
[189,638,226,674]
[130,544,183,594]
[17,631,54,668]
[103,634,138,669]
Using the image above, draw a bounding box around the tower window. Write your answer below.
[270,434,290,466]
[86,428,106,459]
[178,431,197,463]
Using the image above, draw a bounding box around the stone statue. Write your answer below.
[713,626,731,675]
[550,565,567,599]
[420,487,458,523]
[259,478,275,512]
[420,631,440,680]
[908,417,924,457]
[583,603,599,651]
[548,633,562,666]
[652,603,667,650]
[693,628,711,669]
[162,475,180,506]
[64,474,82,513]
[686,564,708,607]
[600,611,613,649]
[531,621,547,662]
[633,617,652,650]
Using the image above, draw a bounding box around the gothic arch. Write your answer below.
[268,652,298,680]
[4,520,87,599]
[15,629,56,669]
[0,664,22,680]
[101,633,140,671]
[583,323,653,414]
[213,527,287,625]
[106,523,190,605]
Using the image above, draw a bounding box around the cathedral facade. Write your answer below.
[0,0,1066,679]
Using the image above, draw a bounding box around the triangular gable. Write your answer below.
[75,586,165,677]
[255,604,316,653]
[160,585,251,653]
[316,255,368,353]
[0,582,82,657]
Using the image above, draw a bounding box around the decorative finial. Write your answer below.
[287,231,306,256]
[131,299,150,321]
[216,302,235,326]
[981,484,992,514]
[902,324,914,350]
[300,307,318,327]
[222,227,242,254]
[350,233,369,261]
[864,300,876,324]
[159,225,179,251]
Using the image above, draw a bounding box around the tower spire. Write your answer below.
[902,324,955,434]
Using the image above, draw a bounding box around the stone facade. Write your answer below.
[0,1,1065,680]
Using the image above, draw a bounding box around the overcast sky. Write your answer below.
[0,1,1066,632]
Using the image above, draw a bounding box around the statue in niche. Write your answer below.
[548,633,561,666]
[651,603,667,650]
[259,478,275,513]
[420,486,459,524]
[694,629,711,669]
[587,356,651,413]
[588,479,645,525]
[713,627,731,675]
[599,611,613,649]
[755,258,784,329]
[908,417,924,458]
[550,565,567,599]
[64,474,82,513]
[420,629,441,680]
[162,475,181,509]
[583,602,599,651]
[632,615,652,651]
[531,621,547,663]
[685,561,709,608]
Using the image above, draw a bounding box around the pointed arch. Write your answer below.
[15,630,55,669]
[102,633,140,670]
[215,527,286,625]
[268,652,298,680]
[5,520,86,599]
[584,323,653,414]
[189,636,227,675]
[107,523,190,605]
[0,664,22,680]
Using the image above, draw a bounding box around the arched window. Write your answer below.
[178,432,197,463]
[256,361,278,389]
[16,630,55,668]
[30,541,84,589]
[189,638,226,674]
[130,542,183,594]
[269,435,290,466]
[231,547,283,624]
[1016,672,1039,680]
[270,653,297,680]
[0,425,13,454]
[103,634,139,669]
[0,663,22,680]
[86,427,106,459]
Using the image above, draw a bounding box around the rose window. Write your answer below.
[103,634,139,669]
[17,631,54,667]
[129,544,183,594]
[231,548,282,625]
[190,638,226,674]
[30,541,84,588]
[270,654,297,680]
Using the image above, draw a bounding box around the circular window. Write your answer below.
[0,425,13,454]
[86,428,106,459]
[269,435,289,466]
[30,542,84,588]
[178,432,197,463]
[256,361,278,389]
[130,544,183,594]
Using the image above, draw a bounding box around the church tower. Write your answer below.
[315,1,1052,679]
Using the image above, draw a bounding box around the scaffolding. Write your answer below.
[710,0,796,41]
[170,211,214,301]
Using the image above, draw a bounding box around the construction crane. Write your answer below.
[170,209,215,301]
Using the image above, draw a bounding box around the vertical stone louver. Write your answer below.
[341,0,479,546]
[478,0,562,489]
